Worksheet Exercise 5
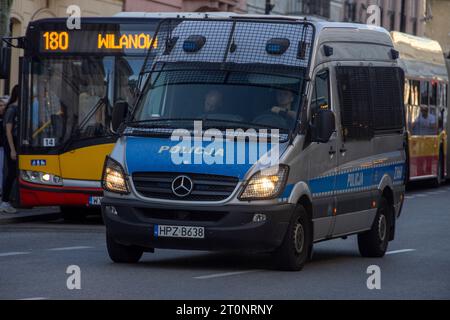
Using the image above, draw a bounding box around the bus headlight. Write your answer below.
[102,156,129,194]
[21,171,63,186]
[239,165,289,201]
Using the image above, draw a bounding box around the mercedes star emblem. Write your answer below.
[171,175,194,198]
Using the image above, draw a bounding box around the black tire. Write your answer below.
[272,205,312,271]
[358,198,392,258]
[106,233,143,264]
[60,206,86,222]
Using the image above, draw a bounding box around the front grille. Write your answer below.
[136,208,227,222]
[132,172,239,201]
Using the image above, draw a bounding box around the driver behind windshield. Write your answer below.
[202,89,223,116]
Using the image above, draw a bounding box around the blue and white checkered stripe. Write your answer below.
[309,160,405,198]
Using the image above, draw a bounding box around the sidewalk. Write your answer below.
[0,207,61,224]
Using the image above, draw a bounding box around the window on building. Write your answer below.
[344,1,357,22]
[387,0,396,30]
[410,0,418,18]
[302,0,330,19]
[389,13,396,31]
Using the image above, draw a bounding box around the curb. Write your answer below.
[0,210,61,225]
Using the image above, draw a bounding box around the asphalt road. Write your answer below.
[1,183,450,300]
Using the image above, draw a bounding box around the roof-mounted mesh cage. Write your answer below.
[137,18,315,89]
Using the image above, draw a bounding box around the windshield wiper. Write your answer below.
[62,75,110,151]
[125,118,290,138]
[127,118,287,131]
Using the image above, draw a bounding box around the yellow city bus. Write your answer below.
[0,14,162,219]
[3,12,232,219]
[392,32,449,185]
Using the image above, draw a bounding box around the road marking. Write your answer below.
[17,297,48,300]
[47,246,94,251]
[0,252,30,257]
[386,249,416,255]
[194,270,261,280]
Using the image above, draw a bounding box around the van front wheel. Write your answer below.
[273,205,312,271]
[358,198,392,258]
[106,234,143,263]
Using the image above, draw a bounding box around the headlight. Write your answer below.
[239,165,289,201]
[102,156,129,194]
[21,170,63,186]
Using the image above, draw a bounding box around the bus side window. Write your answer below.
[310,70,330,124]
[404,79,410,105]
[430,81,438,106]
[420,80,429,106]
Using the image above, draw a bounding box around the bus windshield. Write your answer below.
[24,55,141,148]
[132,65,305,133]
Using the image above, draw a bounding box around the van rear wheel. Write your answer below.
[272,205,312,271]
[106,233,143,263]
[358,198,392,258]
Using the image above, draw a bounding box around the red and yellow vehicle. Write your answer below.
[392,32,449,185]
[6,15,161,218]
[3,12,232,219]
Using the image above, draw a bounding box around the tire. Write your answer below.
[106,233,143,264]
[272,205,312,271]
[358,198,392,258]
[60,206,86,222]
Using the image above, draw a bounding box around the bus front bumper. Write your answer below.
[101,197,295,252]
[19,179,103,208]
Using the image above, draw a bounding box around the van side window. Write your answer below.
[370,67,404,131]
[336,66,404,140]
[310,70,330,123]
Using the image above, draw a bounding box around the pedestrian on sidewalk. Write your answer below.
[0,85,19,214]
[0,97,7,198]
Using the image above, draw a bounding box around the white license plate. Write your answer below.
[88,196,102,206]
[154,225,205,239]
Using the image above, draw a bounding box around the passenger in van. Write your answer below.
[271,90,297,123]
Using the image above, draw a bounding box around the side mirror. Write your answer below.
[111,101,129,132]
[311,109,335,143]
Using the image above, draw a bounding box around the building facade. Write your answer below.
[342,0,428,37]
[246,0,344,19]
[2,0,449,96]
[424,0,450,57]
[1,0,124,96]
[123,0,247,13]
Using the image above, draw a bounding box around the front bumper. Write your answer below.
[19,179,103,208]
[102,197,295,252]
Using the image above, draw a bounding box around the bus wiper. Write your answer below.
[62,76,110,151]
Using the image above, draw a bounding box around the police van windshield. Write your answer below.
[132,65,304,132]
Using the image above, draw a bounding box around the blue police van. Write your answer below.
[101,15,407,271]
